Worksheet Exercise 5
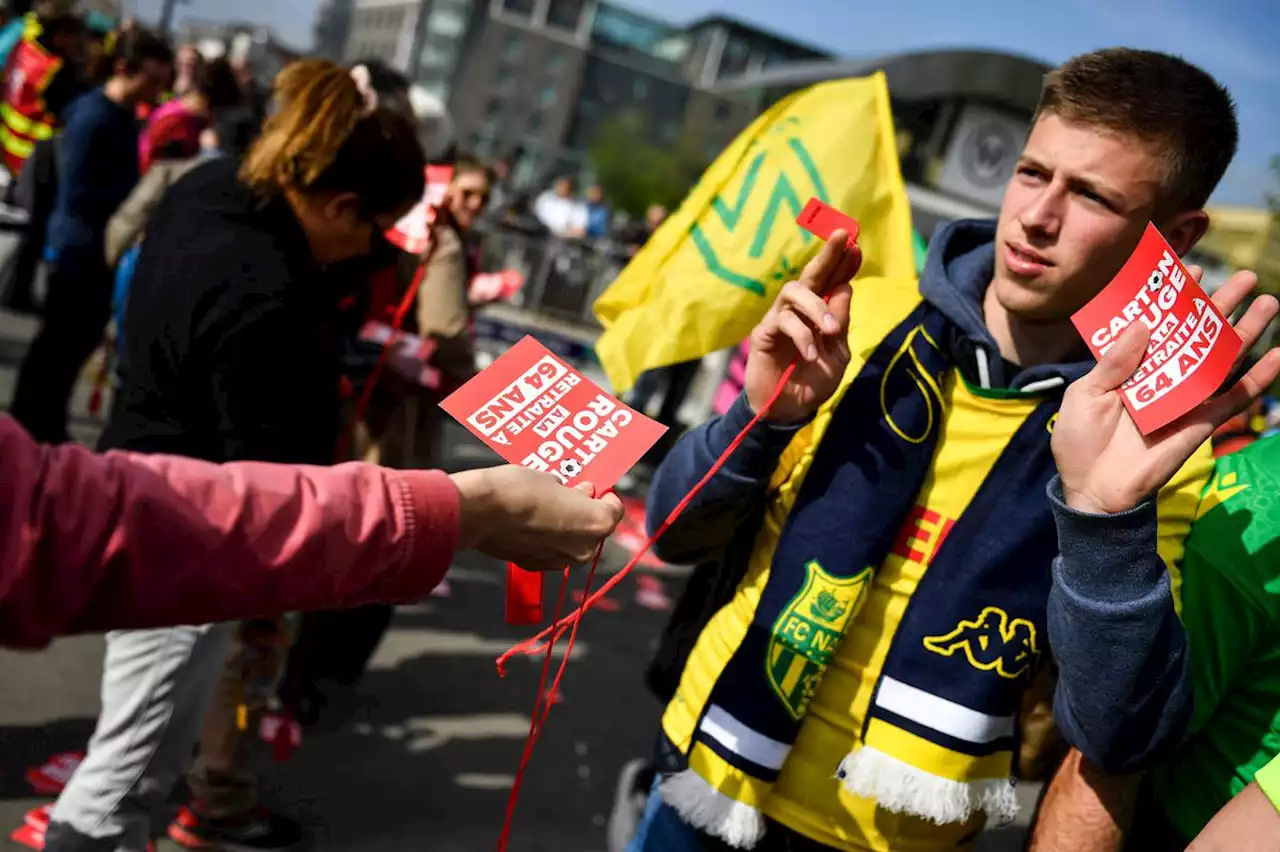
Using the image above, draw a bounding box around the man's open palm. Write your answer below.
[1054,268,1280,514]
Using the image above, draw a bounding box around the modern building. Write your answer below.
[313,0,358,60]
[338,0,827,189]
[715,49,1055,240]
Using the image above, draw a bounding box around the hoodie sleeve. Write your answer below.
[646,393,807,564]
[1045,449,1209,773]
[0,414,459,648]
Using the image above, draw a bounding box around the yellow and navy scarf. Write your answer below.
[662,302,1061,846]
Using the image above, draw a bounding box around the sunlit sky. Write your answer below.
[131,0,1279,207]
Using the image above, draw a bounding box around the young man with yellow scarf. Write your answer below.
[627,48,1270,852]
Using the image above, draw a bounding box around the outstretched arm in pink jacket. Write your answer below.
[0,415,625,649]
[0,415,460,648]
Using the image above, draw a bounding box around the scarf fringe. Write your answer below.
[659,769,766,849]
[836,747,1019,826]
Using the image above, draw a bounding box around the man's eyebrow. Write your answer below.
[1070,173,1124,202]
[1018,154,1128,206]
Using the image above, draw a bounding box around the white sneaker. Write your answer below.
[606,758,653,852]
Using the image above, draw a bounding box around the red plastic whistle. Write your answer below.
[797,198,860,247]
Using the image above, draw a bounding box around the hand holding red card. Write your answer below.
[441,337,666,623]
[442,337,667,492]
[1056,225,1280,515]
[1072,224,1242,435]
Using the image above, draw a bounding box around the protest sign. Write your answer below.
[440,336,667,491]
[1072,223,1241,434]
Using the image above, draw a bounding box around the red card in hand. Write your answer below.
[797,198,860,247]
[440,337,667,624]
[440,336,667,491]
[1071,223,1241,435]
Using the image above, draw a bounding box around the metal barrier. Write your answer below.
[474,224,631,328]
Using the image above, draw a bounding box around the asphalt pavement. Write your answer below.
[0,307,1035,851]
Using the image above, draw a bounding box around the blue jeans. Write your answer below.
[627,777,712,852]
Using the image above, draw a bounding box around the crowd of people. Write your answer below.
[0,2,1276,852]
[0,3,625,850]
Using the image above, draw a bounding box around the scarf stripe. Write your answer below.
[699,705,789,772]
[870,708,1014,759]
[874,677,1015,744]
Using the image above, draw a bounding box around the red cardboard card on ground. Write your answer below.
[440,336,667,492]
[1072,223,1241,435]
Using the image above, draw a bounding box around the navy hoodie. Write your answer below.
[646,219,1192,774]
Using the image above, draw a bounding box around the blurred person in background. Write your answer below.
[0,0,87,175]
[107,58,244,351]
[482,147,518,224]
[620,202,691,436]
[170,42,201,97]
[230,54,268,126]
[42,58,425,852]
[0,2,89,313]
[352,154,495,468]
[137,55,240,173]
[586,182,611,239]
[8,25,171,445]
[412,154,494,389]
[314,156,497,709]
[534,173,587,238]
[621,202,668,256]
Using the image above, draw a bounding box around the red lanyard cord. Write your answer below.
[495,363,798,849]
[335,216,442,461]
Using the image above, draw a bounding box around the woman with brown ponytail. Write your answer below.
[43,59,428,852]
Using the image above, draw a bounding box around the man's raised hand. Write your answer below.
[1053,268,1280,515]
[744,231,862,424]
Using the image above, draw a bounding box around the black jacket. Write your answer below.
[100,158,347,465]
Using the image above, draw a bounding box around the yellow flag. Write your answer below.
[593,72,916,393]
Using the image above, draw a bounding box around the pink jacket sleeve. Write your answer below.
[0,416,460,648]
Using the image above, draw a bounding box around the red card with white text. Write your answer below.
[1072,223,1241,434]
[440,336,667,491]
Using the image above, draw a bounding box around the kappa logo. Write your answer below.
[923,606,1039,680]
[767,560,871,720]
[690,118,831,296]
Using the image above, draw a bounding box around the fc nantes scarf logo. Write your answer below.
[768,561,871,720]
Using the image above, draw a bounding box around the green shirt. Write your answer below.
[1153,435,1280,840]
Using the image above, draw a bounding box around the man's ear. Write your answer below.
[1161,208,1211,257]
